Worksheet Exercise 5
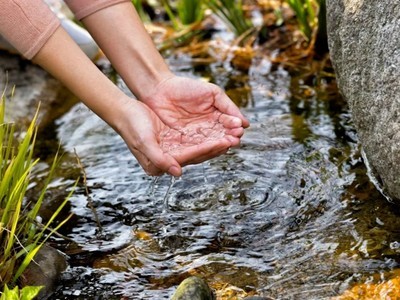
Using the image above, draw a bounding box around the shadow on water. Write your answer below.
[37,55,400,299]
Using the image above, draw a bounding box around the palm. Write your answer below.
[142,76,248,149]
[117,100,233,176]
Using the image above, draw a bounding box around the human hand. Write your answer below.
[114,98,236,176]
[140,76,250,165]
[76,4,247,167]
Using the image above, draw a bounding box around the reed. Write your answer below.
[205,0,252,37]
[159,0,204,28]
[0,91,75,291]
[160,0,180,29]
[131,0,150,22]
[286,0,318,41]
[177,0,204,25]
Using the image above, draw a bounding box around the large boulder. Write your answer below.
[327,0,400,201]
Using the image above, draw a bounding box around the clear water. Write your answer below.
[43,56,400,300]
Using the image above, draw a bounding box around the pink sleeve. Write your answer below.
[65,0,130,20]
[0,0,60,59]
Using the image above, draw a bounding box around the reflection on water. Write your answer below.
[49,57,400,299]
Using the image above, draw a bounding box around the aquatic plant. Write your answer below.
[131,0,151,22]
[285,0,328,55]
[0,285,42,300]
[160,0,180,29]
[160,0,204,29]
[285,0,318,41]
[0,91,74,289]
[205,0,252,37]
[176,0,204,25]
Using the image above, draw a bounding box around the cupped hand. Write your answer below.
[140,76,250,164]
[114,98,236,176]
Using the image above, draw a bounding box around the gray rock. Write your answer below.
[327,1,400,200]
[171,276,215,300]
[21,244,68,300]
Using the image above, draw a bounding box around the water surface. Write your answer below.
[46,56,400,299]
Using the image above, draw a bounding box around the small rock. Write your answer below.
[171,276,215,300]
[21,244,68,300]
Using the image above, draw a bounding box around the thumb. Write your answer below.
[213,87,250,128]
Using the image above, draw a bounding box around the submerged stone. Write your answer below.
[332,270,400,299]
[171,276,215,300]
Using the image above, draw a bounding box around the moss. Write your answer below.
[171,276,215,300]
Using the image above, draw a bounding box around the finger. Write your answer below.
[225,127,244,138]
[213,87,250,128]
[131,149,164,176]
[183,147,229,165]
[224,135,241,147]
[141,139,182,177]
[218,113,243,129]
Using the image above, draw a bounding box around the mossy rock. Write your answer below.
[171,277,215,300]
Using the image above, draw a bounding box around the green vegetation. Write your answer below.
[160,0,181,29]
[131,0,151,22]
[286,0,318,41]
[0,285,42,300]
[177,0,204,25]
[134,0,326,55]
[159,0,204,29]
[206,0,252,37]
[0,91,75,294]
[141,0,251,37]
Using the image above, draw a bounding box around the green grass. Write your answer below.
[205,0,252,37]
[177,0,204,25]
[0,90,75,292]
[158,0,204,29]
[286,0,318,41]
[131,0,151,22]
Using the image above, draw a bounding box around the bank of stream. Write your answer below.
[31,49,400,299]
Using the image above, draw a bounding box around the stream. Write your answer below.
[36,54,400,299]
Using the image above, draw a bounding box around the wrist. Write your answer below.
[137,72,176,103]
[108,95,139,134]
[132,70,175,101]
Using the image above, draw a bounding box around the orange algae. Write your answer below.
[333,273,400,300]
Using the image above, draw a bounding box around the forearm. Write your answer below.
[33,26,128,131]
[78,2,174,99]
[33,26,184,176]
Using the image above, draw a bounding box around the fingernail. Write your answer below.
[168,166,181,177]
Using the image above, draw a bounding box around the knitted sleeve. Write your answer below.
[0,0,60,59]
[64,0,130,20]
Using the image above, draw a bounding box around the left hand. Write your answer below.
[140,76,250,165]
